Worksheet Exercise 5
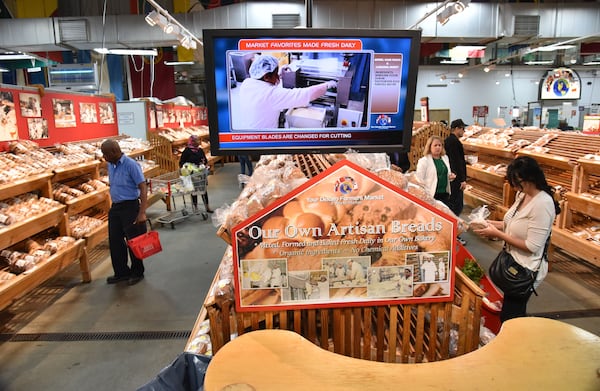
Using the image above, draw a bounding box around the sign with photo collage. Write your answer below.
[232,160,457,312]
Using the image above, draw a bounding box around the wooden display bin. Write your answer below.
[552,193,600,267]
[202,266,484,363]
[82,221,109,251]
[0,239,87,311]
[0,206,66,250]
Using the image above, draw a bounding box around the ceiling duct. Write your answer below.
[513,15,540,37]
[57,19,90,42]
[272,14,301,28]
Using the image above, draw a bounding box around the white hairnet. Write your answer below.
[249,55,279,79]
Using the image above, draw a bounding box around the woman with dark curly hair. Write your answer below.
[473,156,561,322]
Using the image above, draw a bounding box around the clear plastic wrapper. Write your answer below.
[467,205,490,230]
[479,324,497,346]
[343,150,390,172]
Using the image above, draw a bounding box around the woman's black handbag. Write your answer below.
[488,248,537,298]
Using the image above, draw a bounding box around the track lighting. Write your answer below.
[145,0,202,49]
[436,0,471,26]
[145,10,160,26]
[180,35,197,50]
[409,0,470,29]
[163,23,179,35]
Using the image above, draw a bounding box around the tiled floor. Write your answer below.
[0,162,598,390]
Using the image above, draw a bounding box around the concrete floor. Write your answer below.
[0,162,598,390]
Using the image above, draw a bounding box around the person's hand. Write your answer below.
[135,211,147,225]
[326,80,337,89]
[473,222,500,239]
[449,172,457,181]
[460,181,467,190]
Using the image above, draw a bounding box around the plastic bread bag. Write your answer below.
[479,323,497,346]
[467,205,490,230]
[343,150,390,172]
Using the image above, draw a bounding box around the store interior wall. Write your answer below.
[416,67,600,128]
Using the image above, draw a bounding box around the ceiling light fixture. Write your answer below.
[440,59,468,65]
[180,34,197,50]
[437,0,471,26]
[0,54,36,60]
[164,61,195,66]
[524,60,554,65]
[457,71,465,78]
[94,48,158,56]
[483,64,495,72]
[145,10,161,26]
[408,0,470,29]
[163,23,179,35]
[0,68,9,73]
[531,45,576,53]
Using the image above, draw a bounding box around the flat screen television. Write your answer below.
[203,28,421,156]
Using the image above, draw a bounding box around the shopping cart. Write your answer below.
[150,169,208,228]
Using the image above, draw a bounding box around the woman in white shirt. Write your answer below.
[473,156,561,322]
[416,135,456,205]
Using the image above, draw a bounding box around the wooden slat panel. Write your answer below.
[333,309,342,354]
[319,309,329,350]
[352,307,362,359]
[362,307,372,360]
[375,306,385,362]
[387,306,398,363]
[414,305,426,363]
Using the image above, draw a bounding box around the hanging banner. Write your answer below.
[232,160,457,312]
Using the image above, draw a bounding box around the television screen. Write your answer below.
[203,28,421,156]
[539,67,581,101]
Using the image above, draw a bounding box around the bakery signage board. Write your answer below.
[232,160,457,312]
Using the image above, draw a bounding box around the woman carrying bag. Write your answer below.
[179,135,213,213]
[473,156,561,322]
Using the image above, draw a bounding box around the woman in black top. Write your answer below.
[179,135,213,213]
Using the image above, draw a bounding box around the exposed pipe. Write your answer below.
[306,0,312,28]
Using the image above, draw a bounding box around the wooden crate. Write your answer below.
[205,268,483,363]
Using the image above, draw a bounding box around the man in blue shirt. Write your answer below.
[101,139,148,285]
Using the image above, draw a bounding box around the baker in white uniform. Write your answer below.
[346,259,366,284]
[238,54,337,130]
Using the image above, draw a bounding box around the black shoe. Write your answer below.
[107,275,130,284]
[128,275,144,286]
[206,208,214,213]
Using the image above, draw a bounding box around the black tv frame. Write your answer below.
[203,28,421,156]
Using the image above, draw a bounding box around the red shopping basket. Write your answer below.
[127,230,163,259]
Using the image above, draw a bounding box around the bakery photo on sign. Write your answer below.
[232,160,458,311]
